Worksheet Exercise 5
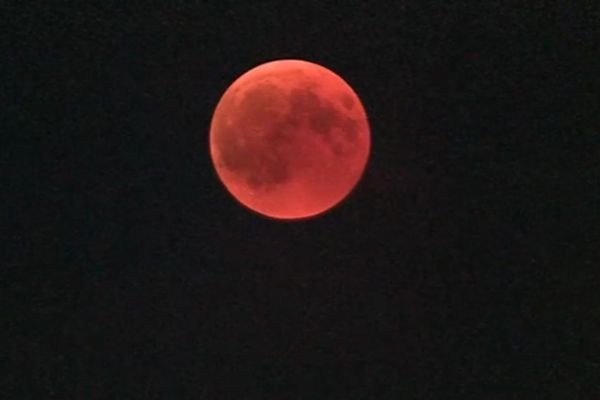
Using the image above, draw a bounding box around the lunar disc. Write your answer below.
[209,59,370,220]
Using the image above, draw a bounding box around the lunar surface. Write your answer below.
[209,59,370,220]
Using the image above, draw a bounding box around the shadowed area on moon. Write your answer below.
[210,60,370,218]
[216,80,361,191]
[214,81,293,189]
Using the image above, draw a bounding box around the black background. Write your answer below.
[4,1,599,398]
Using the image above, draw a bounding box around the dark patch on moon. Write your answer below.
[340,92,355,110]
[215,124,247,172]
[216,82,294,191]
[218,120,292,191]
[245,149,290,190]
[341,117,359,142]
[308,102,341,136]
[237,81,287,126]
[284,86,363,157]
[289,87,321,114]
[329,141,344,156]
[288,87,342,136]
[288,68,306,78]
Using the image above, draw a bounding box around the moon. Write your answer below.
[209,59,370,220]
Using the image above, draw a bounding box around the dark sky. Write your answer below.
[4,2,598,399]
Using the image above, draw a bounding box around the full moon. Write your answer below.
[209,59,370,220]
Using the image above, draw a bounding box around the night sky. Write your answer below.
[5,2,598,398]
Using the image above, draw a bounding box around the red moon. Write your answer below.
[209,59,370,220]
